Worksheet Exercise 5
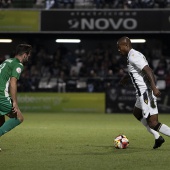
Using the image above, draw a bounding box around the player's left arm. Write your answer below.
[10,77,20,115]
[142,65,161,97]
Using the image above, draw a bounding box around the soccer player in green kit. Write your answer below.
[0,44,32,150]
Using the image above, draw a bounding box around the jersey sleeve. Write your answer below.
[11,63,24,80]
[129,52,148,71]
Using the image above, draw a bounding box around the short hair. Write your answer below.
[15,44,32,56]
[117,36,132,48]
[118,36,131,44]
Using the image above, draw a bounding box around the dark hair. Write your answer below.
[15,44,32,56]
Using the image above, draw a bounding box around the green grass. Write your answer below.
[1,113,170,170]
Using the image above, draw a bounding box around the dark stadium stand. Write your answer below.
[0,0,170,9]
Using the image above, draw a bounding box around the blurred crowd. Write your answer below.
[0,0,169,9]
[0,40,169,92]
[18,43,124,92]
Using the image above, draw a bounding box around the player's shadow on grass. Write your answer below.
[84,145,167,155]
[58,145,167,156]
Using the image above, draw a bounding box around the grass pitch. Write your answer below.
[1,113,170,170]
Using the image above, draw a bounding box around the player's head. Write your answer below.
[15,44,32,64]
[117,36,132,56]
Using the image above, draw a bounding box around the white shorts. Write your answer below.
[135,90,158,118]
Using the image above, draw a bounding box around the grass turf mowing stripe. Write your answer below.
[0,113,170,170]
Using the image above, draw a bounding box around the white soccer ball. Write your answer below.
[114,135,129,149]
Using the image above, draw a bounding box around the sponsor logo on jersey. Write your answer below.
[144,99,148,104]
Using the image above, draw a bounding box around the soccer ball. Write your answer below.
[114,135,129,149]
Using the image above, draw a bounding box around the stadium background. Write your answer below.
[2,2,170,170]
[0,0,170,113]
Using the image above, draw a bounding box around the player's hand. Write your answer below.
[12,102,21,116]
[12,106,18,114]
[153,88,161,97]
[6,104,18,118]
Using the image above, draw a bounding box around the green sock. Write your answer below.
[0,118,21,136]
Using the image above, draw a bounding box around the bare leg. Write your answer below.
[148,114,170,137]
[133,107,165,149]
[133,107,160,139]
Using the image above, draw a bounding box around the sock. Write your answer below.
[0,118,21,136]
[141,118,160,139]
[159,124,170,136]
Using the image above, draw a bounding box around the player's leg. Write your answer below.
[148,114,170,137]
[0,115,5,126]
[134,107,164,149]
[0,109,24,136]
[0,111,5,151]
[133,106,160,140]
[0,98,23,136]
[145,90,170,138]
[134,96,161,139]
[138,91,165,148]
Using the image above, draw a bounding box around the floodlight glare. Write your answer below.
[0,39,12,43]
[130,39,146,43]
[56,39,81,43]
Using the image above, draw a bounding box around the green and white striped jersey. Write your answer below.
[0,58,24,97]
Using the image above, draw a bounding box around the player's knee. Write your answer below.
[149,121,161,131]
[20,116,24,123]
[133,112,143,121]
[18,115,24,123]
